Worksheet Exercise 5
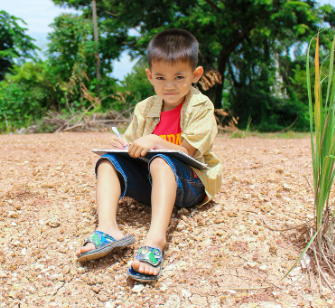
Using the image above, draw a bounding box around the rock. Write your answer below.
[0,271,8,278]
[9,211,18,218]
[160,284,168,292]
[260,202,273,213]
[132,284,145,293]
[47,219,60,228]
[283,183,291,191]
[181,289,191,298]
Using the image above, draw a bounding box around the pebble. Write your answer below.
[8,211,18,218]
[0,271,8,278]
[47,219,60,228]
[259,264,268,271]
[132,284,145,293]
[283,183,291,191]
[181,289,191,298]
[160,285,168,292]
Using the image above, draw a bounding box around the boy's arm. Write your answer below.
[128,134,197,158]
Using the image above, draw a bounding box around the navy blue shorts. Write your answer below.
[95,154,206,208]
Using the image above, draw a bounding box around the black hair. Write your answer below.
[147,29,199,70]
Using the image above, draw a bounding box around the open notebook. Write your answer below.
[92,149,208,170]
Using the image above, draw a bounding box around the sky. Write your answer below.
[1,0,332,80]
[1,0,137,80]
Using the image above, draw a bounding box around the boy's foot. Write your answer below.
[130,238,165,276]
[76,230,134,261]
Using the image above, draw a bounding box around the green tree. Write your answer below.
[0,10,39,80]
[52,1,335,132]
[0,61,54,130]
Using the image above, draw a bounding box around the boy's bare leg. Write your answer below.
[76,160,125,256]
[131,157,176,275]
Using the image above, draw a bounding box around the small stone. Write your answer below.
[283,183,291,191]
[0,271,8,278]
[97,294,109,302]
[227,211,237,217]
[160,284,168,292]
[92,286,102,294]
[8,199,13,205]
[244,262,257,269]
[132,284,145,293]
[260,202,272,213]
[47,219,60,228]
[14,204,21,210]
[259,264,268,271]
[9,211,18,218]
[181,289,191,298]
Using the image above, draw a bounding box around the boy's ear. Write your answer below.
[192,66,204,83]
[145,68,154,85]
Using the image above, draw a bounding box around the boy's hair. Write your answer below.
[147,29,199,70]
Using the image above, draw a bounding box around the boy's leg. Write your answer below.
[76,160,125,256]
[131,157,176,275]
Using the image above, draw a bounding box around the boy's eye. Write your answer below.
[176,76,184,80]
[156,77,165,80]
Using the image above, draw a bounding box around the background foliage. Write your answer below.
[0,1,334,132]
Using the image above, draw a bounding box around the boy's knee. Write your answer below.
[149,157,171,172]
[97,159,116,173]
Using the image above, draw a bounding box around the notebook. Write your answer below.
[92,149,208,170]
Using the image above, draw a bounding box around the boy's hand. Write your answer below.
[111,136,129,149]
[128,134,160,158]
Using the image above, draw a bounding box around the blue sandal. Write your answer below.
[78,230,135,262]
[127,246,164,282]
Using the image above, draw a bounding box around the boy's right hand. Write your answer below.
[110,136,129,149]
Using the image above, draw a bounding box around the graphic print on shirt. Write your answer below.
[158,133,181,145]
[152,101,184,145]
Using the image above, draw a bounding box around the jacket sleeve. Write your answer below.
[181,100,218,157]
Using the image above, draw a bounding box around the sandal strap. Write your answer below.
[135,246,163,266]
[84,231,116,249]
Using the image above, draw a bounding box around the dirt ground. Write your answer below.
[1,132,335,308]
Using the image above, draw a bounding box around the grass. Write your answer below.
[281,30,335,290]
[218,130,309,139]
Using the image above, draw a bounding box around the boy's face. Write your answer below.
[146,61,203,111]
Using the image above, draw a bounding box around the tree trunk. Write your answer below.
[92,0,101,97]
[214,50,228,109]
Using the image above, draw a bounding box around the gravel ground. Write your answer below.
[1,132,334,307]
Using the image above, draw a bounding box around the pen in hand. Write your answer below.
[112,127,129,149]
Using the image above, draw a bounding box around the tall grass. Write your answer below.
[305,30,335,288]
[282,31,335,289]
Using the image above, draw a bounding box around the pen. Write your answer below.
[112,126,129,149]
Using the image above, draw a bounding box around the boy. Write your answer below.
[76,29,222,282]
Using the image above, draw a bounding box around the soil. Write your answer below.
[1,132,335,308]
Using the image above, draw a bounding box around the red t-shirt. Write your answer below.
[152,101,183,145]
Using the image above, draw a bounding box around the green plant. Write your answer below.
[283,30,335,290]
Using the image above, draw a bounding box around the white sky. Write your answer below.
[1,0,332,80]
[0,0,136,80]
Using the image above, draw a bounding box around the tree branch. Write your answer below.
[203,0,222,13]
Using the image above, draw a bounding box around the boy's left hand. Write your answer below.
[128,134,160,158]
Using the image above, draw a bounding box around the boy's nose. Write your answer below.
[164,82,175,90]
